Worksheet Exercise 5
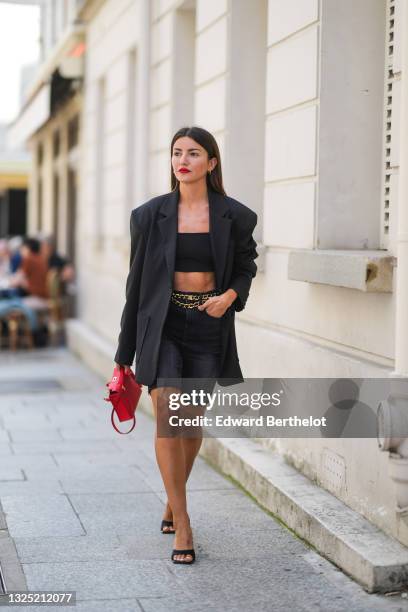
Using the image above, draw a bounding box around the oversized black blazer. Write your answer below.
[114,184,258,387]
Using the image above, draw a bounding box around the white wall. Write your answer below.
[258,0,394,366]
[75,0,405,542]
[78,0,140,336]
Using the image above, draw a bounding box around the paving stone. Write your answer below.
[53,400,100,412]
[8,429,63,442]
[52,452,146,469]
[0,443,12,455]
[115,445,158,469]
[55,409,100,422]
[0,468,24,481]
[166,557,359,611]
[0,404,17,416]
[69,492,162,535]
[13,534,130,563]
[58,427,119,441]
[118,533,181,560]
[137,596,212,612]
[1,415,52,429]
[21,397,59,408]
[123,464,167,492]
[11,440,118,454]
[23,464,145,484]
[45,414,93,426]
[153,488,286,535]
[1,494,85,537]
[136,456,236,493]
[182,525,302,560]
[58,473,153,495]
[4,405,54,416]
[0,481,63,496]
[0,399,24,412]
[0,454,56,470]
[0,429,10,441]
[22,560,176,599]
[137,596,291,612]
[187,488,283,521]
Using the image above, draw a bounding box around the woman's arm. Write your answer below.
[228,211,258,312]
[114,211,146,366]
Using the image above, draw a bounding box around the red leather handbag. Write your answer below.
[104,366,142,434]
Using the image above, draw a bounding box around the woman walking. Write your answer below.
[114,126,258,564]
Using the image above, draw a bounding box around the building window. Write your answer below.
[52,173,59,244]
[126,49,137,224]
[37,142,43,166]
[68,115,79,150]
[37,178,43,232]
[53,129,60,158]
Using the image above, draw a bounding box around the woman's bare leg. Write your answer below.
[159,396,205,526]
[150,387,197,561]
[162,436,203,529]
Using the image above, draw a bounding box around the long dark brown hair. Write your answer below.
[170,126,226,196]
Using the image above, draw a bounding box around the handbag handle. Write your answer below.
[110,406,136,434]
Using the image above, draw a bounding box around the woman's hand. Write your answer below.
[114,362,133,375]
[197,290,237,318]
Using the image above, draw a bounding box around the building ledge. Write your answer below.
[288,249,396,292]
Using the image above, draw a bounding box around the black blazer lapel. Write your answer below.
[157,185,232,290]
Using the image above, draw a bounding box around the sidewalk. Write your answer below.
[0,347,406,612]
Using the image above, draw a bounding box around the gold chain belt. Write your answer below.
[170,290,220,309]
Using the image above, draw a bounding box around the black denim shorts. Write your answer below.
[148,289,223,396]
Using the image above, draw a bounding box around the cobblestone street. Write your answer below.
[0,348,406,611]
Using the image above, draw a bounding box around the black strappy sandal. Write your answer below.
[171,548,196,564]
[160,519,175,534]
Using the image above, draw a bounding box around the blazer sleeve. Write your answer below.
[228,211,258,312]
[114,211,146,365]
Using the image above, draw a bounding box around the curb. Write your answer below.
[0,501,27,595]
[198,436,408,594]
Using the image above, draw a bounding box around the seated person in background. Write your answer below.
[40,235,75,288]
[0,239,13,298]
[9,237,49,299]
[0,240,12,298]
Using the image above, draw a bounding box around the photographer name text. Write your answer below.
[167,415,327,428]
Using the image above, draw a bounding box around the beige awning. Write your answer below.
[7,83,51,149]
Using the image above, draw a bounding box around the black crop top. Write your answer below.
[174,232,215,272]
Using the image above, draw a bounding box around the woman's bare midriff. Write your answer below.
[173,271,216,292]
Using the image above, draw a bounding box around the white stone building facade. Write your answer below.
[12,0,408,552]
